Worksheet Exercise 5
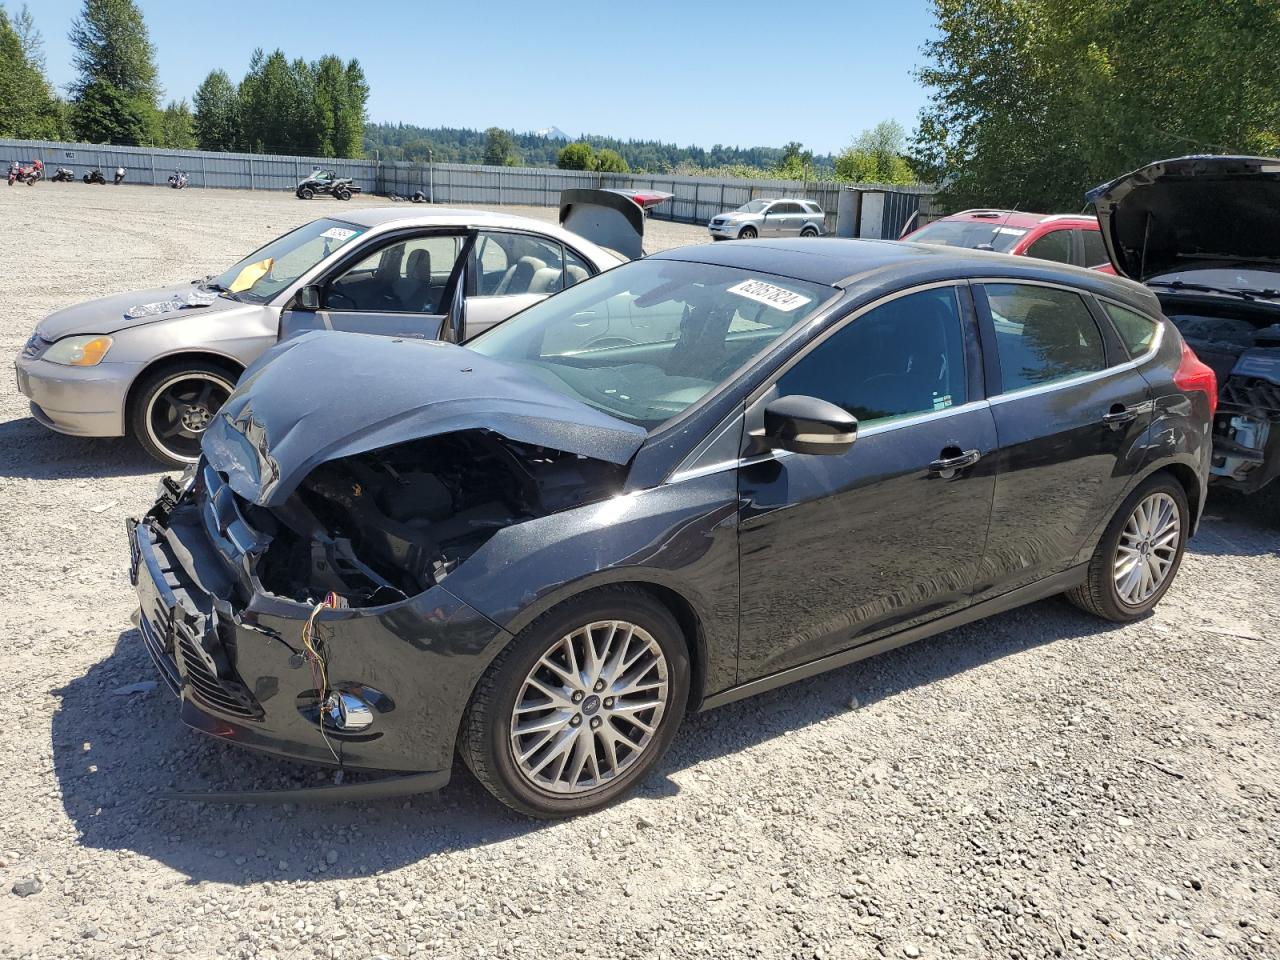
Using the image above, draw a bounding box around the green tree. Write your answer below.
[67,0,160,144]
[192,69,238,151]
[311,55,368,158]
[483,127,517,166]
[592,148,629,173]
[157,98,196,149]
[557,141,594,170]
[774,140,814,179]
[835,120,915,184]
[0,5,63,138]
[913,0,1280,211]
[238,49,298,152]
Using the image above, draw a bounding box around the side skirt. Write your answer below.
[700,564,1088,712]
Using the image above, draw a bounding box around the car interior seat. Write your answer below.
[494,256,547,296]
[394,248,433,311]
[527,267,564,296]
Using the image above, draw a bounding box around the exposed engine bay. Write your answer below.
[1162,296,1280,493]
[244,431,625,607]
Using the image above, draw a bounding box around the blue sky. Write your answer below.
[27,0,939,155]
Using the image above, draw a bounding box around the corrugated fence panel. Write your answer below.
[1,138,934,232]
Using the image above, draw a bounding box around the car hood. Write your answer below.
[202,331,648,507]
[37,284,249,339]
[1087,155,1280,283]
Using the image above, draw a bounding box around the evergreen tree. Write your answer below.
[157,99,196,149]
[192,69,238,151]
[67,0,160,144]
[0,5,63,138]
[483,127,517,166]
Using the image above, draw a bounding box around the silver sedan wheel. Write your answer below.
[510,620,669,795]
[1113,492,1180,606]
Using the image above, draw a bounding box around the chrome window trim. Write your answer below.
[977,278,1165,405]
[666,399,993,485]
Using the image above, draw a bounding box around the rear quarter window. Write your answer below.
[1102,302,1159,357]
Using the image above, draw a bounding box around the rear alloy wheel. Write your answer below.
[801,226,819,238]
[738,226,758,240]
[130,362,236,468]
[1066,475,1189,621]
[460,587,689,817]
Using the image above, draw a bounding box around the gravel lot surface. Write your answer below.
[0,185,1277,960]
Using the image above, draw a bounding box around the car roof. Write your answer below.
[336,206,622,265]
[939,209,1098,228]
[652,237,1160,313]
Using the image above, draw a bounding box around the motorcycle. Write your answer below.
[7,159,43,186]
[167,170,189,189]
[113,166,126,185]
[83,168,107,185]
[51,166,75,182]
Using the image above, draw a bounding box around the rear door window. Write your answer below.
[1024,229,1074,264]
[983,283,1107,392]
[1081,229,1109,268]
[1102,302,1160,357]
[471,232,567,297]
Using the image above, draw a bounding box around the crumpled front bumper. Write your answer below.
[127,476,513,777]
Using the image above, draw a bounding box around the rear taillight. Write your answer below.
[1173,339,1218,418]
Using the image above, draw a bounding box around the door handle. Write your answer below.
[1101,404,1137,427]
[929,448,981,476]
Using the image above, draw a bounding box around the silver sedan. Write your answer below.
[15,207,623,466]
[708,198,825,240]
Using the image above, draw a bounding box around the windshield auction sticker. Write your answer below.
[728,279,812,312]
[320,227,358,242]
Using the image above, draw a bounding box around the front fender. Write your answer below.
[439,470,741,695]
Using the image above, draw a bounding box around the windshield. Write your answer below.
[209,219,364,304]
[467,259,831,428]
[736,200,770,214]
[909,219,1023,253]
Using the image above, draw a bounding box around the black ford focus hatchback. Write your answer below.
[129,238,1215,817]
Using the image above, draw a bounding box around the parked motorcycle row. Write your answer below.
[6,161,190,188]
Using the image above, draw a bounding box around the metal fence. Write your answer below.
[2,138,934,236]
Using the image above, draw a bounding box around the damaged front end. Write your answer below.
[1163,300,1280,493]
[128,430,624,786]
[126,331,644,787]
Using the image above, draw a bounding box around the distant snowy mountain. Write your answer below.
[534,126,571,141]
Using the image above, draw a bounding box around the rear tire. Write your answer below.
[1066,473,1189,622]
[459,586,690,818]
[129,360,238,468]
[801,226,819,237]
[336,188,351,201]
[738,226,758,240]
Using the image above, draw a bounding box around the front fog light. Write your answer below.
[323,691,373,731]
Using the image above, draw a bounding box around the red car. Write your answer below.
[903,209,1115,272]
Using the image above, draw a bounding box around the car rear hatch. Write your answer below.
[559,189,672,260]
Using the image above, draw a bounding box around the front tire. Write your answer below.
[459,587,690,818]
[738,226,758,240]
[1066,474,1189,621]
[298,186,314,200]
[129,361,237,468]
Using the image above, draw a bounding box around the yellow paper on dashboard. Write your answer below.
[228,258,273,293]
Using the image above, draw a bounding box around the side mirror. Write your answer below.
[297,285,322,311]
[758,395,857,456]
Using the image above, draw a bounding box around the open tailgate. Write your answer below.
[559,188,673,260]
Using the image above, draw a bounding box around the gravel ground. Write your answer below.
[0,184,1277,960]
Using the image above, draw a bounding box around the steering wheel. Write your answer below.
[325,289,356,310]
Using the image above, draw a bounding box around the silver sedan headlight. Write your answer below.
[42,335,114,366]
